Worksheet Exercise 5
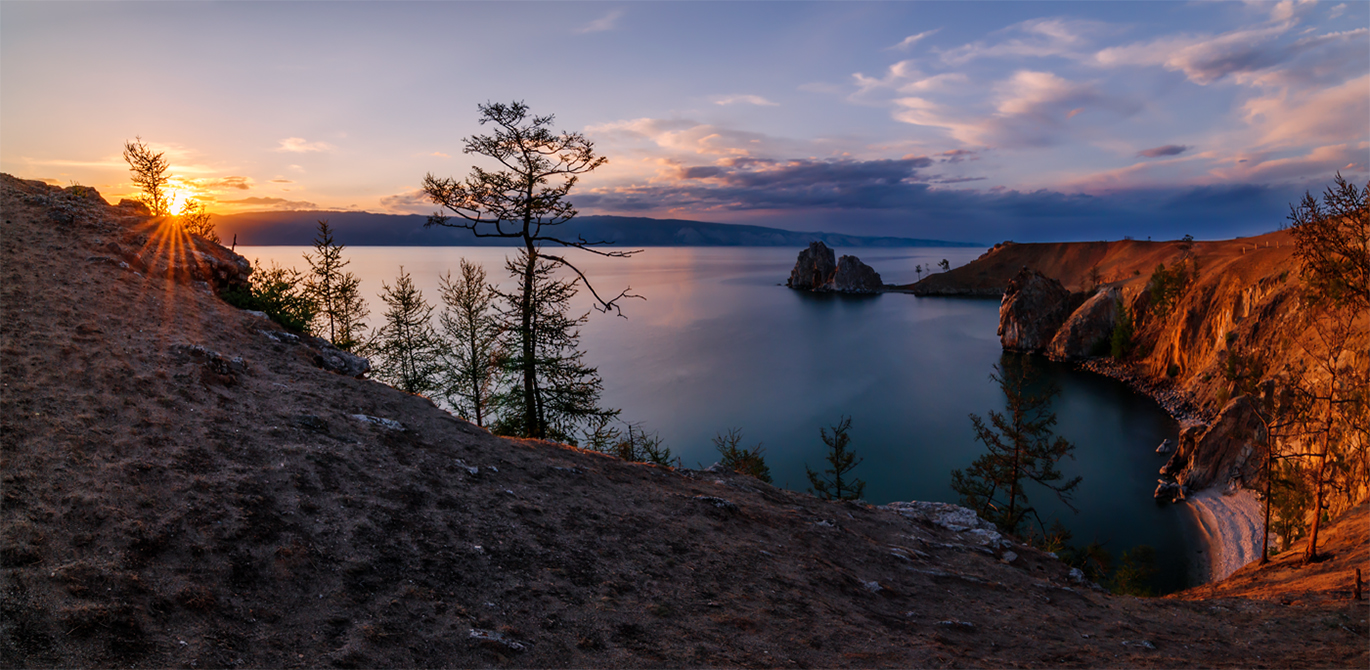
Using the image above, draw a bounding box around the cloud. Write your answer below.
[1138,145,1191,158]
[578,156,938,214]
[275,137,334,153]
[1093,20,1366,88]
[580,167,1306,243]
[218,196,317,210]
[579,9,623,33]
[377,188,432,214]
[269,178,294,184]
[711,94,779,107]
[1329,3,1348,19]
[587,117,790,157]
[888,28,941,51]
[894,70,1138,148]
[1242,73,1370,148]
[937,18,1106,65]
[1205,142,1369,182]
[205,176,252,190]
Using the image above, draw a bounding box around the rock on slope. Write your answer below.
[1,175,1364,668]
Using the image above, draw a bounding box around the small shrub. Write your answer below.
[712,428,772,483]
[178,199,218,243]
[221,260,317,333]
[1166,363,1180,377]
[1110,300,1133,359]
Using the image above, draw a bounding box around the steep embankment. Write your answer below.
[1,175,1365,667]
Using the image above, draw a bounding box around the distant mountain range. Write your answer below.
[214,211,979,248]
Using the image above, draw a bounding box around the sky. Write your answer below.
[2,0,1366,243]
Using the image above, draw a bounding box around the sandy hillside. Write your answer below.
[1,175,1366,668]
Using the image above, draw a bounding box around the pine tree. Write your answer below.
[806,416,865,501]
[368,267,441,395]
[488,250,616,443]
[422,101,637,439]
[437,259,502,426]
[951,357,1081,535]
[303,220,369,351]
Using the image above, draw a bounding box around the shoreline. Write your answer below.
[1073,357,1261,586]
[1179,488,1266,584]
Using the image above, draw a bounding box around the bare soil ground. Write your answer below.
[2,175,1367,668]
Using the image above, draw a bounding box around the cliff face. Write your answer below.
[951,232,1367,509]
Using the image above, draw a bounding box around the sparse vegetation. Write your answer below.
[488,250,617,444]
[1109,300,1133,359]
[436,259,502,427]
[122,136,171,216]
[367,267,442,395]
[177,198,217,242]
[952,357,1081,536]
[303,221,369,352]
[422,101,636,440]
[806,416,865,501]
[220,260,317,333]
[713,428,772,483]
[1146,259,1196,318]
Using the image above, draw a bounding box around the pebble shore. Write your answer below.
[1077,358,1213,425]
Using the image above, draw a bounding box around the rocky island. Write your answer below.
[786,241,885,293]
[2,175,1365,667]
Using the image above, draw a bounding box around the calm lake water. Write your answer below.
[240,245,1194,592]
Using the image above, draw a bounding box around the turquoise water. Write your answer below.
[240,245,1194,592]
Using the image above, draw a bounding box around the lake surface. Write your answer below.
[241,245,1194,592]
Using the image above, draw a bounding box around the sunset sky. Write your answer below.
[3,1,1366,242]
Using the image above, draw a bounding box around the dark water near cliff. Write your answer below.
[242,246,1194,593]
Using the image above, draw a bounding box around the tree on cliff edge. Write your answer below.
[421,101,637,439]
[1287,172,1369,311]
[123,137,171,216]
[806,417,865,501]
[952,357,1081,535]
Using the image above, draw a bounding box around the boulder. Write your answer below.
[787,241,837,290]
[831,255,883,293]
[1046,288,1119,361]
[315,346,371,378]
[998,267,1072,352]
[786,242,884,293]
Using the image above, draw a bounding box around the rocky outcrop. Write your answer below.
[832,255,884,293]
[1156,395,1265,501]
[788,241,838,290]
[787,241,884,293]
[998,268,1072,352]
[1047,288,1119,361]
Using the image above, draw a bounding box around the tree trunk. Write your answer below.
[521,242,539,438]
[1304,411,1333,563]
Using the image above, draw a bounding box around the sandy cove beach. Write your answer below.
[1182,487,1266,584]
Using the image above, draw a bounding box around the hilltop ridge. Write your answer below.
[1,174,1365,667]
[213,210,978,248]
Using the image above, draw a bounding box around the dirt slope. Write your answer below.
[1,175,1366,668]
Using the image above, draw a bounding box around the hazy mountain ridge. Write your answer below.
[214,211,979,248]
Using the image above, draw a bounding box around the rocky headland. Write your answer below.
[913,231,1367,581]
[2,175,1366,667]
